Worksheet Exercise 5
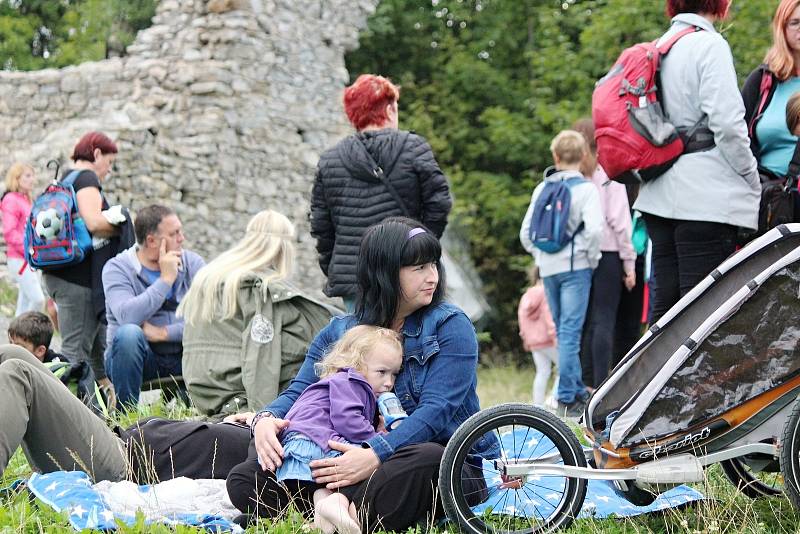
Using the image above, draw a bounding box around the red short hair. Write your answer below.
[343,75,400,131]
[71,131,118,162]
[666,0,731,18]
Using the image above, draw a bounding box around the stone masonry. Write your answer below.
[0,0,378,300]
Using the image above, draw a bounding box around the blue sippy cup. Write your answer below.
[377,392,408,431]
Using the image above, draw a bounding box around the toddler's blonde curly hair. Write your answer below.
[315,325,403,379]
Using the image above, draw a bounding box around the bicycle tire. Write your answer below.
[439,403,587,533]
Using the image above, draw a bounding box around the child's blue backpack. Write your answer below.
[529,176,585,254]
[24,164,93,271]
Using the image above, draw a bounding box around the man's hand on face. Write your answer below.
[158,238,182,285]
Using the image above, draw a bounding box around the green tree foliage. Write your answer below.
[0,0,156,70]
[347,0,775,361]
[0,1,777,360]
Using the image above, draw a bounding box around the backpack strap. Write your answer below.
[354,133,412,217]
[653,27,702,115]
[655,25,702,55]
[749,70,775,138]
[59,170,84,214]
[564,177,586,272]
[786,140,800,192]
[654,26,708,150]
[60,169,83,187]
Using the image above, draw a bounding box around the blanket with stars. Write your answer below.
[27,428,704,531]
[27,471,242,532]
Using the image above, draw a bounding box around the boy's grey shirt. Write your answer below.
[520,168,604,277]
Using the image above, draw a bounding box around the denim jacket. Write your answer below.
[264,302,500,462]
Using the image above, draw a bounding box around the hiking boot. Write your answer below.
[556,399,586,420]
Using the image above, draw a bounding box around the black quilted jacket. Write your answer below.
[310,128,452,298]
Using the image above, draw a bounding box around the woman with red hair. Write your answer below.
[310,74,452,311]
[43,131,124,405]
[743,0,800,185]
[633,0,759,323]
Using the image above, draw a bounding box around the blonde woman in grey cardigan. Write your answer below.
[179,210,335,415]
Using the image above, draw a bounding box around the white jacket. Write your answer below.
[520,168,604,277]
[634,13,760,230]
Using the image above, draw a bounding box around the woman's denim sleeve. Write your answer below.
[264,319,337,418]
[366,312,479,462]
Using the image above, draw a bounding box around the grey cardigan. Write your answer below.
[633,13,760,230]
[102,245,206,355]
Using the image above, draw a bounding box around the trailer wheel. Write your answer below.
[780,396,800,508]
[720,457,782,499]
[439,403,587,533]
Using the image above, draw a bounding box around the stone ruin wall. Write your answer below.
[0,0,379,301]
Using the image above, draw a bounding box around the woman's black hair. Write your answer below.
[355,217,447,327]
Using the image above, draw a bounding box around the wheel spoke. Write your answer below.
[520,483,555,518]
[512,423,518,464]
[527,481,565,495]
[527,442,558,463]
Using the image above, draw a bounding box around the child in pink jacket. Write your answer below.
[2,163,45,316]
[518,266,558,407]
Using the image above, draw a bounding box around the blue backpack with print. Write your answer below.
[24,168,93,271]
[528,176,585,254]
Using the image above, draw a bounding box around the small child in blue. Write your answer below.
[276,324,403,534]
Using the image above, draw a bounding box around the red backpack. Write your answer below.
[592,26,711,184]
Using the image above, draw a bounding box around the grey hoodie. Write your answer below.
[520,168,603,277]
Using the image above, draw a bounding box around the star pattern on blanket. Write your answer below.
[70,505,87,518]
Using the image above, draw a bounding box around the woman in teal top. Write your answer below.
[743,0,800,179]
[755,78,800,176]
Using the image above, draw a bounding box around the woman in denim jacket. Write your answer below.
[227,217,499,531]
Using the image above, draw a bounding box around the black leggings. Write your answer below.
[226,440,483,532]
[612,254,645,367]
[643,214,737,324]
[581,251,623,387]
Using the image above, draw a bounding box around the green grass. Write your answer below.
[0,275,18,318]
[2,364,800,532]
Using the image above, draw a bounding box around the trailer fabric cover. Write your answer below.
[587,229,795,433]
[621,261,800,447]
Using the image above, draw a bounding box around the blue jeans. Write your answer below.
[543,269,593,404]
[105,324,182,407]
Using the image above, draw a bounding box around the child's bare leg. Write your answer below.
[348,502,359,527]
[313,489,335,534]
[314,490,360,534]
